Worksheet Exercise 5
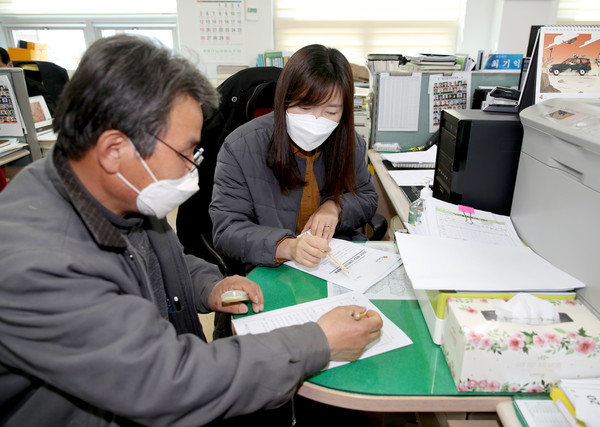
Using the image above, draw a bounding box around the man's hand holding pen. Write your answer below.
[317,305,383,362]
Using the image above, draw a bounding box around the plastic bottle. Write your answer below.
[408,183,432,225]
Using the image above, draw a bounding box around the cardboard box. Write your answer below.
[442,298,600,393]
[417,289,575,345]
[8,46,48,61]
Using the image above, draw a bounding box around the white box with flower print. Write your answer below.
[441,298,600,393]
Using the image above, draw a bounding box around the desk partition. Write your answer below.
[369,70,520,150]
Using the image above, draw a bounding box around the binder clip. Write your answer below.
[458,205,475,224]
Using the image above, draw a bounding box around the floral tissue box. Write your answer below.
[441,298,600,393]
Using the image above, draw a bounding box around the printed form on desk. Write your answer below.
[285,238,402,293]
[232,292,413,370]
[408,197,524,247]
[513,399,572,427]
[327,241,416,300]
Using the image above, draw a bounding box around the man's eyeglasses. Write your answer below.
[153,135,203,170]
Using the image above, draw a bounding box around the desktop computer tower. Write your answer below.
[433,109,523,215]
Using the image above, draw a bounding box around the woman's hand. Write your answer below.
[302,200,340,241]
[276,234,330,268]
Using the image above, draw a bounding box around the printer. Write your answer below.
[511,98,600,318]
[418,98,600,345]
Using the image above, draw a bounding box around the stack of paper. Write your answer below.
[396,198,586,293]
[551,378,600,426]
[405,54,461,71]
[0,139,28,159]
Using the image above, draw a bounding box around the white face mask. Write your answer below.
[286,112,339,152]
[116,140,200,219]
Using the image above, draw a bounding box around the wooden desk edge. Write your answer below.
[495,401,522,427]
[367,149,410,224]
[298,382,511,413]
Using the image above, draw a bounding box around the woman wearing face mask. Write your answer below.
[209,44,378,268]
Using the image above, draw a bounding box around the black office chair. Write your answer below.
[177,66,283,277]
[13,60,69,115]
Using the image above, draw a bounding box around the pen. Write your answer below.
[296,230,349,274]
[327,251,350,275]
[353,309,368,321]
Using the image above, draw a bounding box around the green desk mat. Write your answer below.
[244,264,512,397]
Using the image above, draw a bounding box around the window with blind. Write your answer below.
[557,0,600,24]
[274,0,463,65]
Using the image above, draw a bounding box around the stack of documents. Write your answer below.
[0,139,28,159]
[396,198,586,293]
[381,145,436,186]
[405,54,460,70]
[551,378,600,426]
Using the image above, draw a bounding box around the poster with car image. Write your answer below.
[535,25,600,102]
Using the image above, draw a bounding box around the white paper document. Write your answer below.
[388,169,434,186]
[381,145,437,165]
[395,232,586,292]
[285,238,402,293]
[415,197,524,247]
[376,72,421,131]
[559,378,600,427]
[232,292,413,370]
[514,399,572,427]
[328,242,416,300]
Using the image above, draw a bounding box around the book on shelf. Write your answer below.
[380,145,437,169]
[407,53,457,62]
[367,53,405,73]
[0,140,28,157]
[404,54,461,71]
[256,50,291,68]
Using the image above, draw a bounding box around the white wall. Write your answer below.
[176,0,273,81]
[458,0,559,58]
[177,0,560,75]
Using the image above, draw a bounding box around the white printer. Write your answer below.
[512,98,600,317]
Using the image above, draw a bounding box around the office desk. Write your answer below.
[243,264,512,413]
[367,148,412,226]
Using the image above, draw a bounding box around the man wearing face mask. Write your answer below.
[0,36,384,426]
[210,44,378,268]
